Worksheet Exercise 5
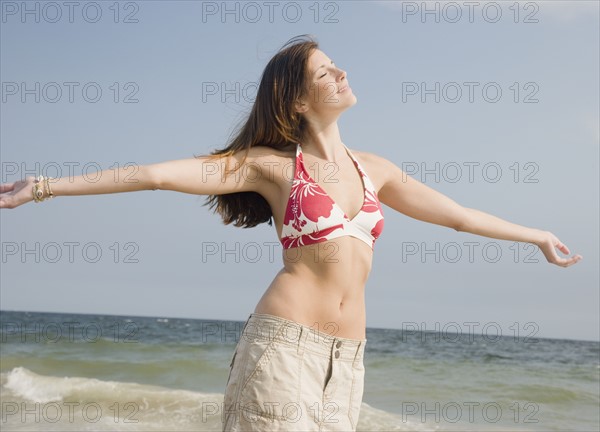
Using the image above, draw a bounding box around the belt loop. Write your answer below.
[353,340,363,367]
[239,315,252,342]
[297,326,308,357]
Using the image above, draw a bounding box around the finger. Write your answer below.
[558,255,582,268]
[545,244,568,266]
[554,257,571,267]
[544,244,562,262]
[0,183,15,193]
[0,197,14,209]
[555,240,570,255]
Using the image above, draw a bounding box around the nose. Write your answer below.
[337,67,347,82]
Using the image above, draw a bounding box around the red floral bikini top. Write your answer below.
[280,143,385,250]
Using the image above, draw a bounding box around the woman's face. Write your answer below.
[299,49,357,118]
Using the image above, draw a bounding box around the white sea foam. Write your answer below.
[1,367,432,431]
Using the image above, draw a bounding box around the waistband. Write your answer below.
[241,313,366,363]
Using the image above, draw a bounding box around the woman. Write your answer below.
[0,35,582,431]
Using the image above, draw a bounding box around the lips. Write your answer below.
[338,85,349,93]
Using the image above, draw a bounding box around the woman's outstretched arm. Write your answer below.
[0,148,268,209]
[373,154,583,268]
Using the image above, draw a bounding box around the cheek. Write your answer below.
[307,81,339,105]
[317,82,337,103]
[307,82,325,104]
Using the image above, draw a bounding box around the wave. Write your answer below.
[482,353,513,362]
[1,367,430,431]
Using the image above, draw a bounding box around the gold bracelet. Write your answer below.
[44,176,54,199]
[32,176,46,203]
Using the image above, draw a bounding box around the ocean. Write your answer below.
[1,310,598,431]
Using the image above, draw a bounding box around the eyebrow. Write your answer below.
[313,60,334,76]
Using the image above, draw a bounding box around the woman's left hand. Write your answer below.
[535,231,583,268]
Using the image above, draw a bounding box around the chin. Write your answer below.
[344,94,358,109]
[326,94,357,116]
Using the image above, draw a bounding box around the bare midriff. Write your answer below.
[253,236,372,340]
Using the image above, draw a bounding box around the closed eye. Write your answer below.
[318,61,335,79]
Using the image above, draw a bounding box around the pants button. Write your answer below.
[336,341,342,348]
[335,350,340,359]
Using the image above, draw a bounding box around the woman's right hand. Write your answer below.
[0,177,35,209]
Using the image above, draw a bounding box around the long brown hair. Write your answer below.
[202,35,319,229]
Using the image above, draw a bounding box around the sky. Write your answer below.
[1,0,598,342]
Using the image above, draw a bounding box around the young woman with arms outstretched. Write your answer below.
[0,36,582,432]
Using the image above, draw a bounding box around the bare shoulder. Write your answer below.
[230,144,295,184]
[347,148,396,190]
[350,149,392,167]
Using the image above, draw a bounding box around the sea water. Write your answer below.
[1,311,598,431]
